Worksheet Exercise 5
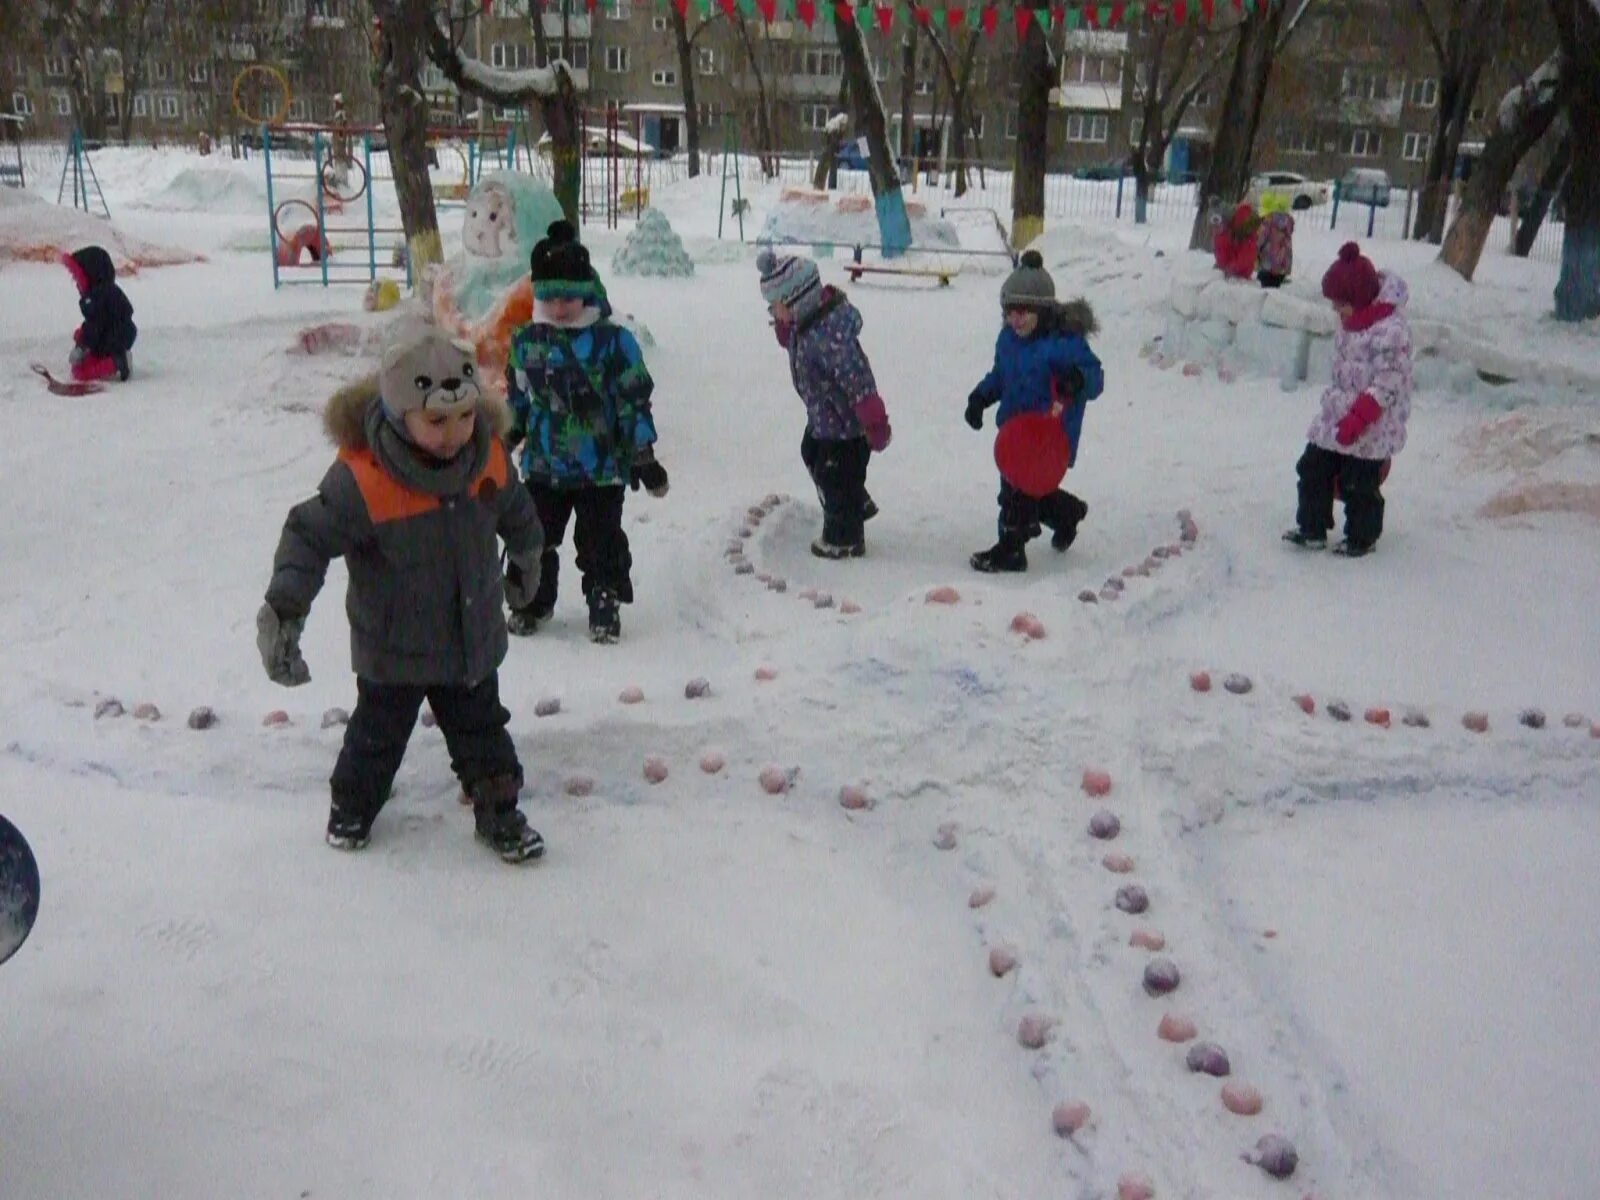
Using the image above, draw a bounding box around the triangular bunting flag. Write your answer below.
[1014,3,1033,35]
[1109,1,1125,26]
[946,4,966,27]
[1064,4,1081,27]
[913,2,932,23]
[1200,0,1215,19]
[874,3,893,31]
[756,0,776,18]
[1085,4,1098,26]
[672,0,689,16]
[1171,0,1186,22]
[797,0,816,25]
[833,0,856,23]
[717,0,737,15]
[981,3,999,35]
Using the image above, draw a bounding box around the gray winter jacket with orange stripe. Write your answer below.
[264,380,541,686]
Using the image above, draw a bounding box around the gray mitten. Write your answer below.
[256,603,310,686]
[503,548,541,612]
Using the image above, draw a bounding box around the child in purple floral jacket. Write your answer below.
[1283,242,1413,558]
[759,248,891,559]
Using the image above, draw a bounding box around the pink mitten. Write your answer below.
[854,394,891,452]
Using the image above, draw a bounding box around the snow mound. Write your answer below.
[759,186,960,252]
[136,166,268,214]
[0,188,203,273]
[611,207,694,278]
[1479,481,1600,521]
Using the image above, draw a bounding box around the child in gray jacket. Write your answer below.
[256,321,546,862]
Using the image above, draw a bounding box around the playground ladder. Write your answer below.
[57,129,110,218]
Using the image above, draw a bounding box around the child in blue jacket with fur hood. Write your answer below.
[964,250,1103,573]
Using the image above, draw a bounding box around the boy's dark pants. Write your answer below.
[528,482,633,606]
[330,671,521,825]
[1296,443,1385,545]
[801,430,871,545]
[997,479,1086,542]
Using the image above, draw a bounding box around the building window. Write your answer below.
[968,113,984,139]
[801,49,841,76]
[872,56,888,82]
[45,56,68,78]
[132,93,148,117]
[11,92,33,116]
[652,67,677,87]
[288,98,308,120]
[606,0,630,16]
[51,91,72,116]
[1402,131,1431,161]
[491,0,528,15]
[151,60,172,83]
[1279,124,1316,155]
[497,105,520,120]
[189,60,210,84]
[605,45,629,72]
[1193,88,1213,109]
[192,93,210,116]
[1065,112,1109,143]
[159,94,183,119]
[698,47,717,75]
[914,78,934,96]
[651,14,669,31]
[562,43,589,70]
[1347,127,1382,157]
[800,104,835,132]
[1062,53,1122,86]
[101,93,119,119]
[698,102,722,126]
[1410,77,1437,108]
[492,42,535,70]
[1005,108,1018,140]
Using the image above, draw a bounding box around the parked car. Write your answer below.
[1073,158,1134,181]
[1338,167,1392,208]
[1247,170,1331,210]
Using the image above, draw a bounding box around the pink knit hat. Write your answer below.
[1321,241,1381,309]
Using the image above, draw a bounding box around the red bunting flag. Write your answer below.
[946,4,966,27]
[1109,2,1126,26]
[1171,0,1186,21]
[1014,3,1033,34]
[981,3,999,35]
[913,2,932,23]
[1200,0,1215,19]
[1085,4,1097,26]
[1051,3,1066,26]
[718,0,738,15]
[834,0,856,23]
[756,0,776,18]
[797,0,816,25]
[672,0,689,16]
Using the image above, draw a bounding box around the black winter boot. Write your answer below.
[970,536,1028,573]
[1049,495,1089,552]
[471,775,544,863]
[326,798,374,851]
[587,587,621,644]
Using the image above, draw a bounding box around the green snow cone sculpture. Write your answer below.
[611,208,694,278]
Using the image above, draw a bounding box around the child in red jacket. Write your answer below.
[61,245,137,382]
[1212,204,1259,280]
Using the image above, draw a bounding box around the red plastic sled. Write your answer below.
[30,363,105,397]
[995,411,1072,499]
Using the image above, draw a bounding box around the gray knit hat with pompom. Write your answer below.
[1000,249,1055,310]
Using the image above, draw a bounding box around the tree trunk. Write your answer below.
[1551,0,1600,321]
[527,2,581,222]
[1411,0,1503,243]
[1187,0,1287,251]
[836,10,912,253]
[899,33,915,164]
[671,3,700,177]
[1513,130,1569,256]
[374,0,443,276]
[732,18,777,177]
[1440,54,1563,281]
[1012,10,1052,249]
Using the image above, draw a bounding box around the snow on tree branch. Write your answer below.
[1497,52,1562,133]
[425,15,566,102]
[825,112,850,135]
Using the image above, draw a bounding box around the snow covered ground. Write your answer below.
[1,147,1598,1200]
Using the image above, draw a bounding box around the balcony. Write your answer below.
[1054,82,1121,112]
[540,13,590,38]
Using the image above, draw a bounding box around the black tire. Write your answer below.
[1292,195,1312,210]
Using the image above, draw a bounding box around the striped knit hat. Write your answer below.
[757,246,822,315]
[530,219,601,304]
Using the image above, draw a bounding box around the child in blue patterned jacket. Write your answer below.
[759,248,891,559]
[506,220,666,643]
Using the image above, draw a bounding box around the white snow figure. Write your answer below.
[611,208,694,278]
[431,171,567,392]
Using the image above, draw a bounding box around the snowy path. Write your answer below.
[2,177,1598,1198]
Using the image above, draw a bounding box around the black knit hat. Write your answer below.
[529,219,598,301]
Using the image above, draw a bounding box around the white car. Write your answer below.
[1248,170,1332,210]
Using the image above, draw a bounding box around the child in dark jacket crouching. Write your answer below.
[257,321,546,863]
[61,245,137,383]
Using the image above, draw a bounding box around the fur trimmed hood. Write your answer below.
[323,374,513,451]
[1054,298,1099,338]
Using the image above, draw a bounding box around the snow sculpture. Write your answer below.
[611,208,694,278]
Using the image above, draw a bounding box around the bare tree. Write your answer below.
[1512,125,1569,255]
[1128,14,1236,223]
[1548,0,1599,320]
[898,31,916,162]
[1439,50,1563,279]
[835,6,911,246]
[111,0,164,146]
[1185,0,1294,251]
[730,16,778,177]
[922,23,984,195]
[1408,0,1505,242]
